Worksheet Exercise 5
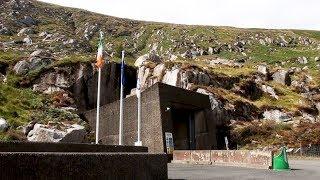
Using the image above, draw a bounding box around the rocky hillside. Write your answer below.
[1,0,320,149]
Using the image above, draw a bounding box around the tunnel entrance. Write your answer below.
[171,107,196,150]
[169,102,216,151]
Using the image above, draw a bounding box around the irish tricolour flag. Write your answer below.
[95,41,104,68]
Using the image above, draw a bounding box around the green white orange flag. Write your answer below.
[95,34,104,68]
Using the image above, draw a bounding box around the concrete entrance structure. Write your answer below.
[84,83,218,153]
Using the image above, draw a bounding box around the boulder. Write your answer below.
[181,50,194,59]
[272,69,291,86]
[39,31,48,37]
[60,124,86,143]
[302,113,316,122]
[30,49,51,58]
[13,60,29,75]
[0,118,8,132]
[196,88,210,95]
[23,36,32,45]
[259,39,266,45]
[17,27,35,36]
[263,110,292,122]
[0,26,12,36]
[169,54,178,61]
[261,85,278,99]
[278,36,288,47]
[134,52,162,67]
[257,64,269,76]
[297,57,308,64]
[134,54,149,67]
[13,50,53,75]
[153,64,166,81]
[28,57,52,71]
[162,68,180,87]
[22,121,36,136]
[83,23,99,40]
[27,123,86,143]
[17,16,38,26]
[208,47,214,55]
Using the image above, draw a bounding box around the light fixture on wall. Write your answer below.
[165,107,171,112]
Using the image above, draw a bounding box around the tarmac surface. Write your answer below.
[168,160,320,180]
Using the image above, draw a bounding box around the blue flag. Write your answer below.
[121,51,126,86]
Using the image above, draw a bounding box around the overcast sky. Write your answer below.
[39,0,320,30]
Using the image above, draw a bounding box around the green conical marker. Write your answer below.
[273,146,290,171]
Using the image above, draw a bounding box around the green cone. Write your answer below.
[273,147,290,170]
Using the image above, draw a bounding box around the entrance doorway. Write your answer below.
[171,108,195,150]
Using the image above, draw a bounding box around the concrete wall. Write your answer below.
[84,83,164,153]
[173,150,273,169]
[0,152,168,180]
[84,83,217,153]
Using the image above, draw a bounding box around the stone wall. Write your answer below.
[172,150,273,169]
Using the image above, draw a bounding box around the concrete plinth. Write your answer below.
[0,141,148,152]
[0,142,168,179]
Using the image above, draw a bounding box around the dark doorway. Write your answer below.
[171,108,195,150]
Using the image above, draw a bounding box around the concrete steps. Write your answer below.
[0,142,168,180]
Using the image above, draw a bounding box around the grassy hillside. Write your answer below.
[0,0,319,147]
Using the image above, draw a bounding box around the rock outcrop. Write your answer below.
[272,69,291,86]
[27,123,86,143]
[0,118,8,132]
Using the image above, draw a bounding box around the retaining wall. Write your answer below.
[172,150,273,169]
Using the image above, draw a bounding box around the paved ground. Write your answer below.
[168,160,320,180]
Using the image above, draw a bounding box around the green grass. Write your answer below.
[254,82,304,112]
[0,84,44,127]
[247,44,320,67]
[293,30,320,41]
[0,50,26,65]
[0,84,83,131]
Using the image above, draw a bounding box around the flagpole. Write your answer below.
[95,30,104,144]
[95,67,101,144]
[119,50,125,145]
[135,78,142,146]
